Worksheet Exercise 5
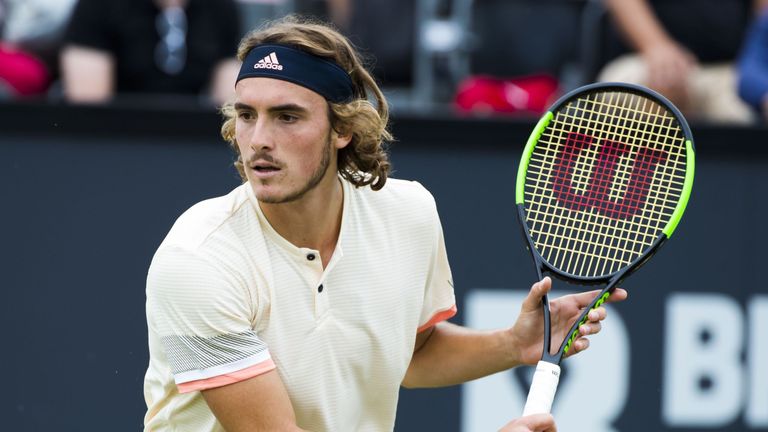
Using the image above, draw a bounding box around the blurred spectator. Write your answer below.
[738,5,768,121]
[327,0,415,86]
[0,43,50,98]
[0,0,77,99]
[598,0,762,124]
[60,0,241,105]
[454,75,559,116]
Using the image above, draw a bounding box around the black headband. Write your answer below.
[236,44,356,103]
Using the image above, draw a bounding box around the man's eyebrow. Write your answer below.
[233,102,310,114]
[267,103,309,114]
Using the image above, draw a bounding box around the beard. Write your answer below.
[257,133,334,204]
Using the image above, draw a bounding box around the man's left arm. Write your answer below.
[403,277,627,388]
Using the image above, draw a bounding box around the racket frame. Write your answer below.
[515,83,695,407]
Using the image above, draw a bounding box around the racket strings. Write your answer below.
[540,92,680,273]
[524,91,687,278]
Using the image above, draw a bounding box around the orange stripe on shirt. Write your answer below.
[417,304,457,333]
[177,358,277,393]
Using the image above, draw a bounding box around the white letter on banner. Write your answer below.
[461,289,629,432]
[747,295,768,427]
[662,293,743,427]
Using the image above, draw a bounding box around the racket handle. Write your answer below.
[522,361,561,416]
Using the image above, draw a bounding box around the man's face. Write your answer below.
[234,77,349,204]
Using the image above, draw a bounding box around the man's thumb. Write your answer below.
[521,277,551,312]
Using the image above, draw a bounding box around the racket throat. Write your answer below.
[541,295,554,361]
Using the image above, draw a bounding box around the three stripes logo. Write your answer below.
[551,132,668,220]
[254,52,283,71]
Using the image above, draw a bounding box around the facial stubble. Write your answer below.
[257,132,334,204]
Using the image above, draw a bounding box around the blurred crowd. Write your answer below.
[1,0,768,123]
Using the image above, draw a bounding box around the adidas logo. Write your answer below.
[254,52,283,71]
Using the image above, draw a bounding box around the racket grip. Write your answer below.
[522,361,561,416]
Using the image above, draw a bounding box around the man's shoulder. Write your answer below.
[350,177,438,224]
[358,177,435,206]
[160,184,256,252]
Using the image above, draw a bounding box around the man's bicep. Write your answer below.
[413,325,434,353]
[202,369,306,432]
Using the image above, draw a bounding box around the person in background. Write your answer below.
[326,0,415,87]
[598,0,767,123]
[738,4,768,121]
[0,0,77,99]
[60,0,241,105]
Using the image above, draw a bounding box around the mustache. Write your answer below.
[245,152,281,167]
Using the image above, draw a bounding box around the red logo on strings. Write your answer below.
[551,132,668,219]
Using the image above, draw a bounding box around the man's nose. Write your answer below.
[248,118,275,151]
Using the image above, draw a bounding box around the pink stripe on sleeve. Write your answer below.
[177,358,277,393]
[417,304,457,333]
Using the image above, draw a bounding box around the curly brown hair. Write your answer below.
[221,15,392,190]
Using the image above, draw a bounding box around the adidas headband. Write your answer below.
[237,44,356,103]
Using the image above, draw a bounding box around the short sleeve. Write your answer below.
[64,0,115,52]
[738,11,768,111]
[146,246,275,393]
[214,0,241,62]
[417,205,457,332]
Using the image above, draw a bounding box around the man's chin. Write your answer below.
[252,185,301,204]
[252,189,286,204]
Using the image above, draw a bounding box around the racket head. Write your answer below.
[516,82,695,283]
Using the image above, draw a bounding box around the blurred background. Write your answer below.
[2,0,768,431]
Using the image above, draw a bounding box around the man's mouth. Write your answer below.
[253,166,280,173]
[249,160,282,176]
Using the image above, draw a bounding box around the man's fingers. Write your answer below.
[580,321,602,336]
[572,289,602,309]
[522,413,557,431]
[566,337,590,356]
[521,277,552,313]
[587,307,606,322]
[573,288,628,310]
[607,288,628,303]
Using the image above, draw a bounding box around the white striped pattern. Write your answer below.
[162,330,268,376]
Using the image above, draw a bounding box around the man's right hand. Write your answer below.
[498,413,556,432]
[641,40,698,110]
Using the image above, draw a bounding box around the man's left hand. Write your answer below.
[508,277,628,366]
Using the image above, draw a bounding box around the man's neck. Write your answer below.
[259,176,344,268]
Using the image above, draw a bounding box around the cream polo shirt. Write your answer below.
[143,177,457,432]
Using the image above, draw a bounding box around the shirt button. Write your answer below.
[317,284,324,293]
[307,253,316,261]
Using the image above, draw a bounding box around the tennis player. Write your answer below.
[143,16,626,432]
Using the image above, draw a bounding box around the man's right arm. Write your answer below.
[603,0,674,54]
[147,245,302,430]
[202,369,308,432]
[60,45,114,103]
[603,0,696,103]
[59,0,116,103]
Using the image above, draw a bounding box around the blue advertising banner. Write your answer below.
[2,105,766,431]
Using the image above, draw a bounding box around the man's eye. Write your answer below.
[279,113,298,122]
[238,111,254,120]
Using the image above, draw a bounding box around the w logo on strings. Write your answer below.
[551,132,668,220]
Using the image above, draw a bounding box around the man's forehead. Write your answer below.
[235,76,326,107]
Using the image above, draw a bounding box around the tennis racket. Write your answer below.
[517,82,695,416]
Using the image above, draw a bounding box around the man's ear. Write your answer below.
[333,129,352,149]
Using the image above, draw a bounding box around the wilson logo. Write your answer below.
[551,132,668,220]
